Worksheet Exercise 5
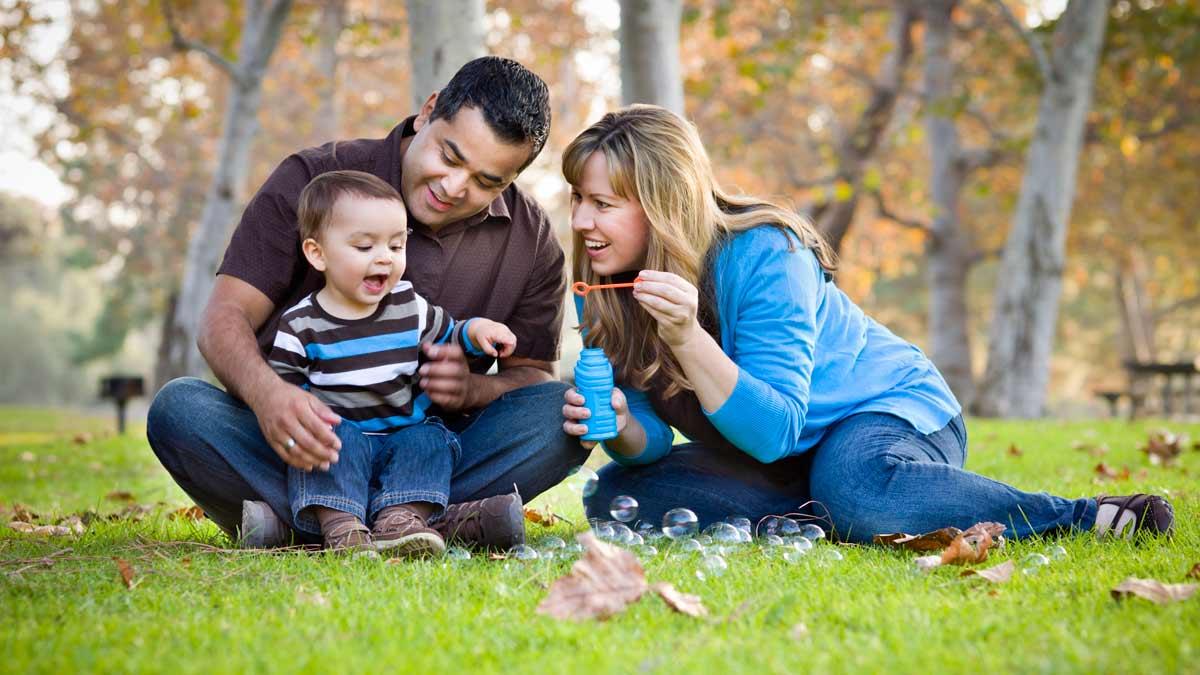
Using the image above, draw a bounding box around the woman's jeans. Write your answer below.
[584,412,1097,542]
[147,377,588,544]
[288,419,457,536]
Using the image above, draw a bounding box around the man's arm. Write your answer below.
[198,275,341,470]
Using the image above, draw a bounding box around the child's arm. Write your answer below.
[415,292,511,357]
[464,319,517,358]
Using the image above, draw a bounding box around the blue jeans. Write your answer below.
[147,377,588,544]
[288,419,457,536]
[584,413,1097,542]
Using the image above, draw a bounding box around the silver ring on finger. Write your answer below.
[284,437,296,451]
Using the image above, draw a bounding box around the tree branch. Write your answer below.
[991,0,1052,84]
[161,0,244,85]
[969,245,1003,265]
[1152,295,1200,322]
[868,189,931,234]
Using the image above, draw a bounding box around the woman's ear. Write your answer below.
[302,237,327,272]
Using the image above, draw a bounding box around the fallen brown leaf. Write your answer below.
[940,522,1005,565]
[72,432,92,445]
[1007,444,1023,457]
[8,521,34,533]
[874,527,962,551]
[31,525,71,536]
[536,532,647,621]
[960,559,1015,583]
[1186,563,1200,580]
[114,557,136,589]
[1094,463,1131,481]
[170,505,205,521]
[1073,440,1109,456]
[1140,429,1187,466]
[105,491,136,502]
[651,582,708,617]
[524,506,562,528]
[11,504,37,523]
[1111,577,1197,605]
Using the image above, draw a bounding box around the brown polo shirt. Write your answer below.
[216,116,566,372]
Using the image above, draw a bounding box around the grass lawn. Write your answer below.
[2,405,1198,673]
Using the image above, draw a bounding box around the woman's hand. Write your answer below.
[632,269,703,348]
[562,386,629,450]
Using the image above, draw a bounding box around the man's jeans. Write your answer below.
[584,412,1098,542]
[288,419,457,536]
[147,377,588,544]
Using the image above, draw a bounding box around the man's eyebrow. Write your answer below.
[444,139,504,185]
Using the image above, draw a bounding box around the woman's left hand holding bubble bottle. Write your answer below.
[562,386,628,450]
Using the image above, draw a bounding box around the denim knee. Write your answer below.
[146,377,213,476]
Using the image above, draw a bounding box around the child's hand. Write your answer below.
[469,319,517,357]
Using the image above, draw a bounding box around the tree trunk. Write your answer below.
[618,0,684,115]
[815,0,916,253]
[406,0,486,110]
[313,0,346,143]
[921,0,976,406]
[1115,247,1156,363]
[975,0,1110,417]
[166,0,295,379]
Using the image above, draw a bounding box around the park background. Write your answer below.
[1,0,1197,420]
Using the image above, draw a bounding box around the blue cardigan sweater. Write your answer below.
[576,225,961,465]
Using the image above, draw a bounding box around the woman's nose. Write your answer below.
[570,205,593,232]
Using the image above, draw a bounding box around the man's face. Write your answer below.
[401,102,532,229]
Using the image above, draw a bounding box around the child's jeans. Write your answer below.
[288,418,455,536]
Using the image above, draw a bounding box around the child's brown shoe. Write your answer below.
[372,507,446,558]
[321,513,373,551]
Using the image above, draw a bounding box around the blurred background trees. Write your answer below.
[0,0,1196,416]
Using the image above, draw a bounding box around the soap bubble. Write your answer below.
[800,524,826,541]
[1047,545,1068,561]
[790,537,813,553]
[778,518,802,538]
[508,544,539,560]
[563,542,584,555]
[627,532,645,547]
[817,548,843,564]
[609,495,639,523]
[700,553,728,577]
[635,520,657,535]
[610,522,635,545]
[540,536,566,550]
[763,534,785,547]
[566,466,600,497]
[590,519,615,541]
[662,508,699,539]
[757,516,785,538]
[677,538,703,553]
[1020,553,1050,574]
[782,547,807,563]
[695,534,713,546]
[725,516,753,533]
[634,544,659,558]
[444,546,471,560]
[706,522,743,545]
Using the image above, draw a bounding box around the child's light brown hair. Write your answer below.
[297,170,405,241]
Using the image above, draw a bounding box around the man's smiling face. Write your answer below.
[400,101,532,230]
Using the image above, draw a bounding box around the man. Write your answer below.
[147,56,586,550]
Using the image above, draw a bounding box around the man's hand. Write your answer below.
[251,380,343,471]
[419,343,474,411]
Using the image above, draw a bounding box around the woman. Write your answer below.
[560,105,1173,543]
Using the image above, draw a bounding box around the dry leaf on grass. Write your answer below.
[72,432,92,445]
[1111,577,1197,605]
[170,506,205,521]
[960,560,1015,583]
[114,557,136,589]
[940,522,1005,565]
[524,506,563,528]
[651,582,708,617]
[1007,444,1023,457]
[1187,563,1200,580]
[11,504,37,523]
[105,491,135,503]
[8,521,34,533]
[790,623,810,640]
[1140,429,1187,466]
[32,525,71,536]
[875,527,962,551]
[536,532,647,621]
[1073,440,1110,456]
[1094,463,1131,481]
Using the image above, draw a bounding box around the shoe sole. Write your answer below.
[374,532,447,558]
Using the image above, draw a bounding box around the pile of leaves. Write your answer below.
[876,522,1012,579]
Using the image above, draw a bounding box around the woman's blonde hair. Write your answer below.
[563,104,837,397]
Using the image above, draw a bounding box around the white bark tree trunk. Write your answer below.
[922,0,977,406]
[167,0,295,379]
[975,0,1110,417]
[314,0,346,143]
[618,0,684,114]
[406,0,486,110]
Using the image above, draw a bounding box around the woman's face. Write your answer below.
[570,151,650,277]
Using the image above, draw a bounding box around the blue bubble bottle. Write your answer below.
[575,347,618,441]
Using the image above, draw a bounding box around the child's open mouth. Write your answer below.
[362,274,388,294]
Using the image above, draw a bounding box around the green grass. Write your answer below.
[1,405,1198,673]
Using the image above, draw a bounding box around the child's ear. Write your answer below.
[302,237,327,272]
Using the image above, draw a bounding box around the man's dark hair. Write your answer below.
[431,56,551,170]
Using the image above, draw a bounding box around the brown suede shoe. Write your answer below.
[431,492,525,550]
[321,513,373,551]
[372,507,446,558]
